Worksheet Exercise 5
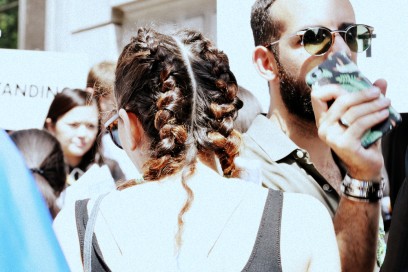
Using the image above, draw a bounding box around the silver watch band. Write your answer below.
[341,174,384,202]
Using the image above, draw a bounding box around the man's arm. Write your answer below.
[334,198,380,271]
[311,79,390,271]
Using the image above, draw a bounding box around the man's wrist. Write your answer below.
[341,174,384,203]
[345,167,383,183]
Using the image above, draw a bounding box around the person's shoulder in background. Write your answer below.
[103,157,126,183]
[234,86,263,133]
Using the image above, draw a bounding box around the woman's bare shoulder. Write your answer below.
[280,192,340,271]
[282,192,329,214]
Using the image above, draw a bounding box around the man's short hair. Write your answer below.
[250,0,283,46]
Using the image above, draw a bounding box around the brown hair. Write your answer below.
[251,0,284,49]
[10,129,67,219]
[115,27,243,247]
[87,61,116,98]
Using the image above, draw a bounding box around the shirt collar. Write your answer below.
[245,115,300,161]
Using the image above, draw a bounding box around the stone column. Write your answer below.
[18,0,46,50]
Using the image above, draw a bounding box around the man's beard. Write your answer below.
[276,58,315,122]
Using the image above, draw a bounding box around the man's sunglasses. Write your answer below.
[264,24,374,56]
[104,112,122,149]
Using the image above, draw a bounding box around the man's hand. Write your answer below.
[310,79,390,181]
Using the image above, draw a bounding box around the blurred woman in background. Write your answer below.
[44,88,124,184]
[10,129,66,219]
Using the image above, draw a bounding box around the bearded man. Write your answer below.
[240,0,391,271]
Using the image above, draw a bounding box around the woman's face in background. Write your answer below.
[52,104,99,167]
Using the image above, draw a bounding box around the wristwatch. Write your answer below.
[340,174,385,202]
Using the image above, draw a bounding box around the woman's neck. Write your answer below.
[152,156,221,187]
[197,151,222,175]
[66,155,82,168]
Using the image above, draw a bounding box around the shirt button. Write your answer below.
[323,184,331,191]
[296,150,304,158]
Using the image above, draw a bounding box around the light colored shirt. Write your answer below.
[240,115,339,217]
[240,114,386,267]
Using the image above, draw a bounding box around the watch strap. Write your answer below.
[341,174,384,202]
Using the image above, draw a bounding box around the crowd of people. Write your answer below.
[2,0,407,271]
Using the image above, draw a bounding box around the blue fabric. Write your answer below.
[0,130,69,271]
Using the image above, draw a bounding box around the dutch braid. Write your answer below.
[176,29,243,176]
[115,27,243,250]
[116,28,191,181]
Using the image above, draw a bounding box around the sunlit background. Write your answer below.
[1,0,407,130]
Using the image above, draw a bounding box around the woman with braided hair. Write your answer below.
[53,28,340,271]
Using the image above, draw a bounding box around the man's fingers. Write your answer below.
[311,84,345,104]
[340,96,390,127]
[373,79,387,96]
[326,87,384,131]
[311,84,345,126]
[345,108,389,140]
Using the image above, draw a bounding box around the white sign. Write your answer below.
[0,49,89,130]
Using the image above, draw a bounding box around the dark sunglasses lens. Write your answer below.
[109,121,122,149]
[346,25,371,52]
[303,27,333,55]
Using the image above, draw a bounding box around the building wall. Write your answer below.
[42,0,216,68]
[118,0,216,48]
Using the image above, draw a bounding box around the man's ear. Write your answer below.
[253,46,278,81]
[45,118,55,134]
[118,109,142,151]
